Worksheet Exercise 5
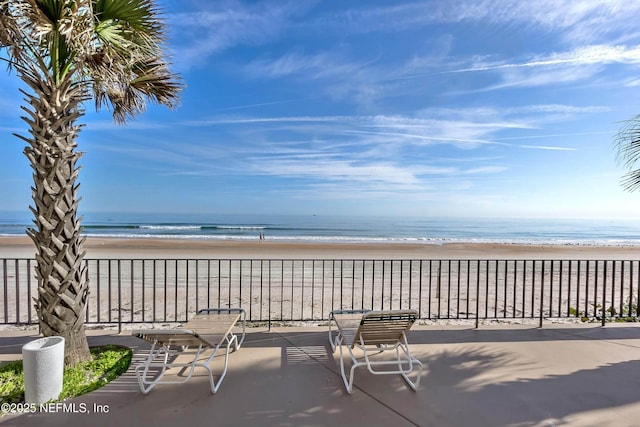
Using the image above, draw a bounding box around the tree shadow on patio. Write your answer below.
[6,328,640,427]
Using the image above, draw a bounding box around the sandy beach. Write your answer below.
[1,236,640,260]
[3,236,640,325]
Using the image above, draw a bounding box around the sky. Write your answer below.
[3,0,640,220]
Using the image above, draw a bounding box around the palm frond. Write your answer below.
[614,115,640,192]
[0,1,22,65]
[0,1,39,67]
[88,0,182,122]
[98,58,181,123]
[621,169,640,192]
[130,57,181,105]
[93,0,162,38]
[93,0,162,59]
[0,1,19,45]
[615,116,640,167]
[3,0,181,122]
[1,0,88,83]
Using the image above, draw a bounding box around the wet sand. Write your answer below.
[1,236,639,260]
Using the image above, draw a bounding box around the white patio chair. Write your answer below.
[329,309,423,394]
[132,308,246,394]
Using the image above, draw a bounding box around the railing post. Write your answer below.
[437,261,442,318]
[636,261,640,317]
[14,260,20,324]
[118,260,122,334]
[602,261,608,327]
[618,261,624,320]
[268,259,272,331]
[130,260,135,324]
[475,260,480,329]
[3,259,8,324]
[27,259,33,324]
[418,260,423,318]
[539,260,545,328]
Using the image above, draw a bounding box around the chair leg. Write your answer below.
[136,344,215,394]
[209,333,238,394]
[398,336,423,391]
[328,318,339,352]
[399,357,423,391]
[336,338,365,394]
[135,343,173,394]
[340,346,350,393]
[352,336,424,392]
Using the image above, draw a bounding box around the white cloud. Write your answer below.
[180,108,595,152]
[241,41,640,108]
[166,1,640,108]
[443,45,640,74]
[84,120,173,131]
[84,102,595,200]
[519,145,576,151]
[313,0,638,43]
[168,1,314,70]
[512,104,610,114]
[252,159,422,186]
[243,52,373,80]
[624,78,640,87]
[396,45,640,92]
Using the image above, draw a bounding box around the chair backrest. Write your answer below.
[352,309,418,347]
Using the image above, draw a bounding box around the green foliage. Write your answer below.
[569,296,639,323]
[0,345,132,407]
[0,361,25,404]
[608,301,639,322]
[602,297,639,322]
[59,345,132,400]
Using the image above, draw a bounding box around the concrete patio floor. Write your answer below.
[1,323,640,427]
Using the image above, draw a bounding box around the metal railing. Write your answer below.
[2,258,639,329]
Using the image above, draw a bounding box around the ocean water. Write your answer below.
[2,211,640,246]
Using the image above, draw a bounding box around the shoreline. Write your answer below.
[1,235,639,260]
[3,235,640,326]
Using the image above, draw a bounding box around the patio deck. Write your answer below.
[2,323,640,426]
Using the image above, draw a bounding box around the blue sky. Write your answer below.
[3,0,640,220]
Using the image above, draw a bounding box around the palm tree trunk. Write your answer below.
[17,67,91,366]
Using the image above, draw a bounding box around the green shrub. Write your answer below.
[0,345,132,408]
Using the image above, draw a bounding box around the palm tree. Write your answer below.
[0,0,182,366]
[615,115,640,191]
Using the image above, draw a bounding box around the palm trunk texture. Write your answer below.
[18,68,91,366]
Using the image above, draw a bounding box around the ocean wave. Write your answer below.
[83,224,140,230]
[3,230,640,246]
[4,215,640,247]
[74,233,640,246]
[84,224,270,231]
[215,225,266,230]
[139,225,202,230]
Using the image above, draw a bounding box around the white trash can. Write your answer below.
[22,336,65,405]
